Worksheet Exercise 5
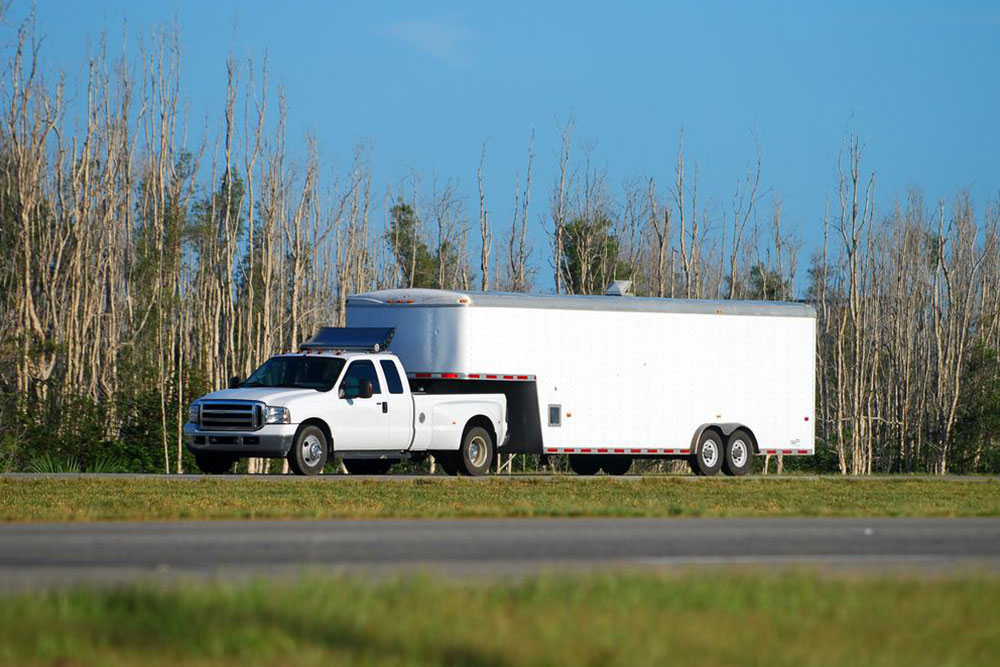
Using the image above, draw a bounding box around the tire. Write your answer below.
[600,455,632,476]
[194,452,237,475]
[457,426,494,476]
[689,429,724,476]
[287,424,328,476]
[722,429,754,476]
[435,452,459,476]
[568,454,601,476]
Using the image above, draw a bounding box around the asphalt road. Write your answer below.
[1,517,999,588]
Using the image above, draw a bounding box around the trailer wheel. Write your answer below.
[568,454,601,476]
[194,452,237,475]
[457,426,494,476]
[600,455,632,476]
[722,429,754,476]
[288,425,328,476]
[689,430,723,476]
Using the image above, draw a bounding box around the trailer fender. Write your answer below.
[690,423,758,455]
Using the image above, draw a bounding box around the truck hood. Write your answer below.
[198,387,326,406]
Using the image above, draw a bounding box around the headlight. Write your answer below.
[264,406,290,424]
[188,403,200,424]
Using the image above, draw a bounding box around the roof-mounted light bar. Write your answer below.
[300,327,395,353]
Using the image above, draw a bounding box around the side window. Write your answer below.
[380,360,404,394]
[341,360,381,396]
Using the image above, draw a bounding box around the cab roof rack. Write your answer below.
[300,327,395,353]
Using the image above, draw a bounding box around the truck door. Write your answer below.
[379,358,414,449]
[333,359,388,450]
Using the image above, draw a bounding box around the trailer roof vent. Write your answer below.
[300,327,395,353]
[604,280,633,296]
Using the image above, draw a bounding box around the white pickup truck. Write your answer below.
[184,328,507,476]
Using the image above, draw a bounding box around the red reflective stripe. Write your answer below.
[485,374,497,379]
[503,375,514,379]
[597,448,608,453]
[797,449,808,454]
[468,374,480,379]
[415,373,431,378]
[517,375,528,380]
[613,448,624,453]
[441,373,459,379]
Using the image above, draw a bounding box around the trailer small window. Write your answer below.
[548,405,561,427]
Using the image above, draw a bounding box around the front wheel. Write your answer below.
[457,426,494,476]
[288,425,328,476]
[689,429,723,477]
[194,452,237,475]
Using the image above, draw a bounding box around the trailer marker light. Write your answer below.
[566,412,572,417]
[405,299,414,303]
[804,416,810,421]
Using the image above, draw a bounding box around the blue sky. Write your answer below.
[18,1,1000,291]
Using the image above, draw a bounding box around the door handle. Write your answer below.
[377,401,388,414]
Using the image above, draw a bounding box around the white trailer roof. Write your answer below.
[349,288,816,319]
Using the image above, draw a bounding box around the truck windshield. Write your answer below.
[241,356,345,391]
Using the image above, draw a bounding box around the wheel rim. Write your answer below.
[302,434,323,467]
[731,439,748,468]
[701,440,718,467]
[468,435,488,467]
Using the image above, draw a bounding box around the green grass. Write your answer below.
[1,572,998,666]
[1,476,998,522]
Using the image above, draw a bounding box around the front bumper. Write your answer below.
[184,422,298,458]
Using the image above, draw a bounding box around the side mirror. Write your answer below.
[228,375,242,389]
[358,379,374,399]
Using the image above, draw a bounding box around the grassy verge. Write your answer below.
[1,476,998,522]
[1,572,998,666]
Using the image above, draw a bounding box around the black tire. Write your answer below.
[722,429,754,477]
[689,429,724,476]
[287,424,328,476]
[194,452,237,475]
[457,426,494,476]
[600,455,633,476]
[568,454,601,476]
[435,452,459,476]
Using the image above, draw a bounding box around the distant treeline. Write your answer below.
[1,12,998,474]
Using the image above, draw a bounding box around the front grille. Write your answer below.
[199,401,261,430]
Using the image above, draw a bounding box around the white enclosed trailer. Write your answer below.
[347,288,816,475]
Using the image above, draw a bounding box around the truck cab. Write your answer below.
[184,328,507,476]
